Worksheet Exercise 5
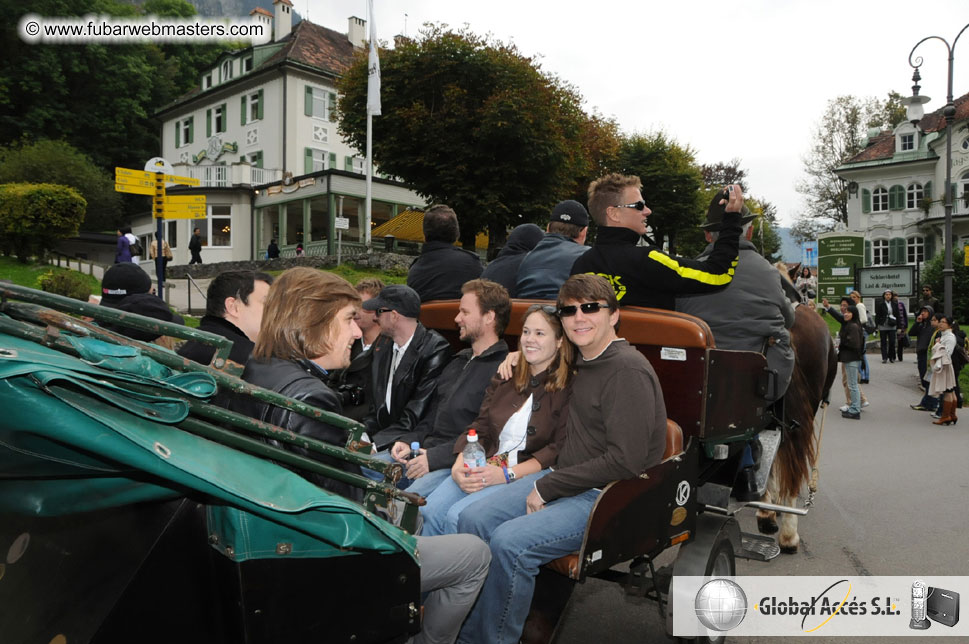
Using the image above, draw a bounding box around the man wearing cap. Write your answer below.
[677,205,795,401]
[362,285,452,449]
[515,200,592,299]
[99,263,183,343]
[571,173,744,310]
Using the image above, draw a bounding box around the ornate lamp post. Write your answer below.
[906,23,969,318]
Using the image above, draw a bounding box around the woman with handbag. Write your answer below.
[929,315,958,425]
[875,289,899,363]
[893,292,908,361]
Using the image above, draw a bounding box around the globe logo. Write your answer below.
[695,579,748,631]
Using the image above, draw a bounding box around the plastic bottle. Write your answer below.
[409,441,421,460]
[462,429,487,469]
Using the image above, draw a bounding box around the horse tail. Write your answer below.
[775,345,818,501]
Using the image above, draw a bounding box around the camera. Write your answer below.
[336,383,365,407]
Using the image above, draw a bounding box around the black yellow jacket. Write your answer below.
[570,220,741,309]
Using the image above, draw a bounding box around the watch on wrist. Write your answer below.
[508,468,517,481]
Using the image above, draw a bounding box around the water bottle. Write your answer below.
[462,429,487,469]
[409,441,421,460]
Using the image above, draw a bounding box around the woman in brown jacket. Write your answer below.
[420,304,573,535]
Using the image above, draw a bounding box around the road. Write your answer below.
[555,355,969,644]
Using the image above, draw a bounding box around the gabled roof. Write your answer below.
[250,7,272,17]
[842,91,969,166]
[156,20,359,115]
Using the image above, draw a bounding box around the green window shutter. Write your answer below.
[925,234,936,261]
[206,109,212,138]
[862,188,871,214]
[257,89,264,120]
[254,151,263,168]
[240,96,247,125]
[328,92,337,120]
[304,148,314,174]
[187,117,194,144]
[305,86,313,116]
[924,181,932,209]
[345,156,353,171]
[950,182,958,205]
[328,152,336,169]
[175,121,181,148]
[865,240,872,266]
[889,237,905,264]
[889,185,905,210]
[220,103,227,132]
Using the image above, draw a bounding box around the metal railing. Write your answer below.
[186,273,207,313]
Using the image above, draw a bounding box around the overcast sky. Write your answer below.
[304,0,969,226]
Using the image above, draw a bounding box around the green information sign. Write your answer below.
[817,232,864,300]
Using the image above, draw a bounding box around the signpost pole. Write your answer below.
[337,230,342,266]
[154,172,166,298]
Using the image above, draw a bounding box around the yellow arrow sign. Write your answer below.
[115,182,155,196]
[164,195,206,205]
[115,167,155,181]
[162,209,207,220]
[115,174,154,189]
[165,174,201,186]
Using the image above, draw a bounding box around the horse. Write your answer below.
[756,263,838,553]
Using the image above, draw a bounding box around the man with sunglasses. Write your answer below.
[360,284,452,450]
[571,173,744,310]
[456,274,666,644]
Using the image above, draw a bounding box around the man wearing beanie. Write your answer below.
[571,174,744,310]
[362,284,451,449]
[99,263,183,342]
[516,200,592,299]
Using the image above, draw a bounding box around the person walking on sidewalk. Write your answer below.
[929,315,958,425]
[893,291,908,362]
[838,305,865,420]
[189,227,203,264]
[875,289,900,363]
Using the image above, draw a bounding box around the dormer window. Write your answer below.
[243,56,253,73]
[901,133,914,151]
[203,73,212,89]
[220,60,233,83]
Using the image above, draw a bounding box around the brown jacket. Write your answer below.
[453,370,570,469]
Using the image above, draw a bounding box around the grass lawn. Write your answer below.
[0,256,100,295]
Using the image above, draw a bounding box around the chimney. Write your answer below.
[249,7,273,36]
[348,16,366,48]
[273,0,292,41]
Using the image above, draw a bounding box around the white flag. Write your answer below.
[367,0,381,115]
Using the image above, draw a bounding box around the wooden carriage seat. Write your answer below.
[545,419,685,580]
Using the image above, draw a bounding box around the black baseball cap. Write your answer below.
[362,284,421,318]
[549,200,590,228]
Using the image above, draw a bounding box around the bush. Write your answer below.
[0,183,86,262]
[920,252,969,323]
[37,269,92,301]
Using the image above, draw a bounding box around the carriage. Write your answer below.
[0,284,816,643]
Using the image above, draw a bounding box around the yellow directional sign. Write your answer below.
[165,174,201,186]
[115,167,155,181]
[164,195,206,205]
[115,182,155,196]
[115,174,154,189]
[164,208,207,220]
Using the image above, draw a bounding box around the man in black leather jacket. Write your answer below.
[571,173,744,309]
[407,205,483,302]
[229,267,365,501]
[362,285,452,449]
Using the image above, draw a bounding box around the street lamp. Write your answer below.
[907,23,969,318]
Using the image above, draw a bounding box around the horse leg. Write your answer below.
[776,493,800,554]
[756,465,779,535]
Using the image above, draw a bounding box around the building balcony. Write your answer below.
[170,162,283,188]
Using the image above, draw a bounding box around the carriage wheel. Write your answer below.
[671,534,736,644]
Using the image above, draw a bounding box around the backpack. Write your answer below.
[129,238,144,257]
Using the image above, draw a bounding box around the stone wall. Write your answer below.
[167,252,415,279]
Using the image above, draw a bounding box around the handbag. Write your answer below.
[864,318,877,335]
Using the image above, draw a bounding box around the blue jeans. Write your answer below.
[362,450,452,496]
[455,471,600,644]
[845,360,861,414]
[422,469,550,536]
[859,332,870,380]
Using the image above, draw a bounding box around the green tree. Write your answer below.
[792,93,905,242]
[616,131,703,255]
[0,139,122,231]
[921,252,969,323]
[0,183,86,261]
[338,25,599,250]
[699,158,781,261]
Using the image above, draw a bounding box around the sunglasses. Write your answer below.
[615,200,647,211]
[558,302,608,317]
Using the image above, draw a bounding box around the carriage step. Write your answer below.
[738,532,781,561]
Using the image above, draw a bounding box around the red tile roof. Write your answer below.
[250,7,272,17]
[262,19,359,77]
[844,91,969,165]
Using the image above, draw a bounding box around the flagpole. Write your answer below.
[365,111,373,248]
[364,0,380,250]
